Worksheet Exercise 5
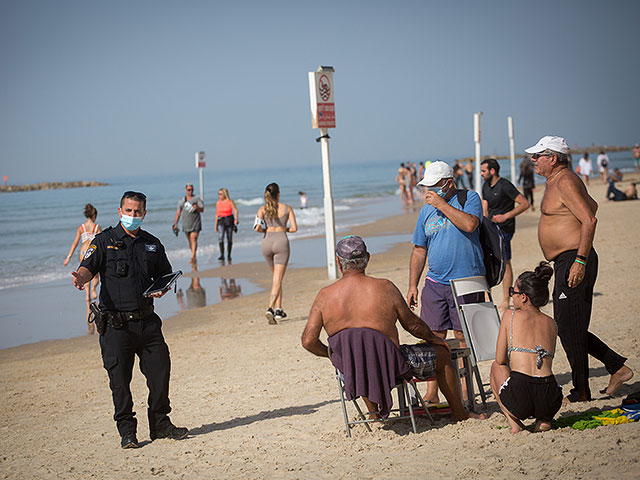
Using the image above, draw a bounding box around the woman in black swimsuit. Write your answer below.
[490,262,563,433]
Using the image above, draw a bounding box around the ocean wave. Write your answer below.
[0,270,70,290]
[236,197,264,206]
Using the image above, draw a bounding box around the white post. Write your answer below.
[195,152,206,202]
[508,116,515,184]
[198,167,204,202]
[320,128,338,280]
[474,112,482,196]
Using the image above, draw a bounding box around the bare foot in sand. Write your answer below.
[600,365,634,396]
[533,420,552,432]
[453,411,488,422]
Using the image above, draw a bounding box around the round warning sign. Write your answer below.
[318,75,331,101]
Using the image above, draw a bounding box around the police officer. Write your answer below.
[71,191,188,449]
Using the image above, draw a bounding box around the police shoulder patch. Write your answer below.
[84,244,97,260]
[145,244,157,252]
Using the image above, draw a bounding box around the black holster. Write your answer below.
[89,302,107,335]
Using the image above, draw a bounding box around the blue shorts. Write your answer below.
[503,231,513,261]
[420,279,484,332]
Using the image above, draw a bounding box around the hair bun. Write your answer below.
[534,261,553,283]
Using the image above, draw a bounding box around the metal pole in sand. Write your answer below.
[319,128,337,280]
[308,66,338,280]
[508,116,516,184]
[195,151,206,202]
[474,112,482,197]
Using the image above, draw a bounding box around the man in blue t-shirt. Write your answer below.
[407,161,485,404]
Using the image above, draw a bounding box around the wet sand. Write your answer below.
[1,176,639,479]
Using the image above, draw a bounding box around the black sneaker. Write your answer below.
[121,432,140,449]
[150,423,189,441]
[265,308,277,324]
[274,309,287,321]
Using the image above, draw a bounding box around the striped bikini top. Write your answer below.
[507,310,554,369]
[80,223,98,244]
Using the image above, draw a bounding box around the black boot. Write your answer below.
[227,241,233,262]
[218,242,225,261]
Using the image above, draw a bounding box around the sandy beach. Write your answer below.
[1,177,639,479]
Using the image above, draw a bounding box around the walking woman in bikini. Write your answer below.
[64,203,102,333]
[254,183,297,324]
[490,261,563,433]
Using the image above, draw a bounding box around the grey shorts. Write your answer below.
[420,279,483,332]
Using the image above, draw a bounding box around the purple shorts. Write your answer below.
[420,278,484,332]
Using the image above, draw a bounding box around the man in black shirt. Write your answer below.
[480,159,530,312]
[71,191,188,449]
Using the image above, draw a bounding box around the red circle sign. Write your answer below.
[318,75,331,101]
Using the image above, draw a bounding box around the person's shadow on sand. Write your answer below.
[188,400,338,436]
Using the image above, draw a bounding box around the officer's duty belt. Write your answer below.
[106,305,154,322]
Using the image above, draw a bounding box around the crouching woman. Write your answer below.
[490,262,563,433]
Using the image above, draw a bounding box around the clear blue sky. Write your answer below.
[1,0,638,183]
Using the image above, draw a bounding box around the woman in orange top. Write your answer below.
[215,188,239,262]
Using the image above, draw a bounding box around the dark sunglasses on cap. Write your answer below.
[122,191,147,201]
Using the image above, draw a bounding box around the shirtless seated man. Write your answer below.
[301,235,485,422]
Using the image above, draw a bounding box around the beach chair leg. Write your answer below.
[473,364,487,408]
[351,400,373,432]
[403,382,418,434]
[336,375,352,437]
[397,384,407,416]
[409,379,434,424]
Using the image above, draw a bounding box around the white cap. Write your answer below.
[525,136,569,154]
[417,161,453,187]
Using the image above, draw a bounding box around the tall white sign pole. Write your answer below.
[195,151,206,201]
[508,116,516,183]
[308,66,337,280]
[474,112,482,196]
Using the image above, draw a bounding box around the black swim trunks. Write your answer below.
[499,371,563,422]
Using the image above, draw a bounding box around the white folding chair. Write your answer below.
[449,276,501,407]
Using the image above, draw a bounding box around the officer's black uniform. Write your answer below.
[81,222,175,439]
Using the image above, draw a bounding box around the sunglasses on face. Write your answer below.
[531,153,552,160]
[509,287,524,297]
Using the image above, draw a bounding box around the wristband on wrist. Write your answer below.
[576,254,588,261]
[574,258,587,266]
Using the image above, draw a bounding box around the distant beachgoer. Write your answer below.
[215,188,238,263]
[254,183,298,324]
[298,191,308,209]
[395,164,412,205]
[64,203,102,333]
[577,153,593,185]
[452,160,464,188]
[526,135,633,403]
[408,162,418,202]
[607,170,637,201]
[633,144,640,173]
[173,182,204,264]
[490,262,563,434]
[480,158,530,314]
[518,157,536,211]
[418,162,425,182]
[464,159,474,190]
[596,151,610,184]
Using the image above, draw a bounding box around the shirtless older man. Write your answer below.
[526,136,633,403]
[301,235,484,422]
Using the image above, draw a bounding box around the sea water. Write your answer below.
[0,151,635,348]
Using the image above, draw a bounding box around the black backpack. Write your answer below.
[457,190,506,288]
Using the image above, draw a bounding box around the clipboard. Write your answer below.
[142,271,182,297]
